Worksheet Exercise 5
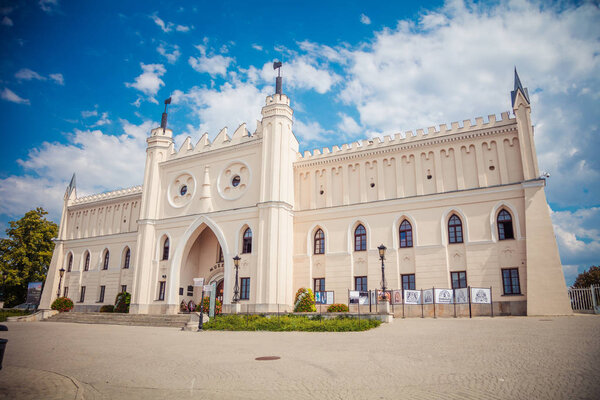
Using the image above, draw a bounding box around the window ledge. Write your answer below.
[501,294,524,297]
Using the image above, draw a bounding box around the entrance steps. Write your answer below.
[45,312,191,328]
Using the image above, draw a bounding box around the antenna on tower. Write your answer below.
[161,97,172,132]
[273,60,283,95]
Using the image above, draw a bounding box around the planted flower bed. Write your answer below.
[203,314,381,332]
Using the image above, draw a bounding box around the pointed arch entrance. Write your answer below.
[167,216,231,312]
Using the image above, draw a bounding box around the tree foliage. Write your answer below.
[573,266,600,288]
[0,208,58,307]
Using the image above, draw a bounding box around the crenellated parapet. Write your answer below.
[295,112,514,165]
[71,185,143,206]
[167,122,262,160]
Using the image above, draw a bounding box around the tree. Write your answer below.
[0,208,58,307]
[573,266,600,288]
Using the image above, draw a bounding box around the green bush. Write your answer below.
[0,310,32,321]
[204,314,381,332]
[51,297,74,312]
[99,305,114,313]
[195,297,222,315]
[114,291,131,313]
[327,303,349,313]
[294,288,316,312]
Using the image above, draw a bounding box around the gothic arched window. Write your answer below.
[354,224,367,251]
[242,228,252,254]
[497,209,514,240]
[67,253,73,272]
[84,252,90,271]
[314,229,325,255]
[162,237,170,261]
[399,220,413,248]
[102,250,110,270]
[123,248,131,269]
[448,214,463,244]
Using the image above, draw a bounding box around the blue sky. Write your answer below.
[0,0,598,285]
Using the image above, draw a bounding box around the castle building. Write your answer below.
[39,70,572,316]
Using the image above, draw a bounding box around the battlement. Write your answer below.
[167,122,262,160]
[71,185,143,206]
[296,112,515,163]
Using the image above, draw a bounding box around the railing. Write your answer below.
[568,285,600,313]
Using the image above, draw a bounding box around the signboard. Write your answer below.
[326,291,334,305]
[404,290,421,305]
[454,288,469,304]
[315,291,323,304]
[349,290,359,304]
[315,291,335,305]
[203,285,213,292]
[392,290,402,304]
[26,282,43,305]
[435,288,453,304]
[193,278,205,287]
[471,288,491,304]
[423,289,434,304]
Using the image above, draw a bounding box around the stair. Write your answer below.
[45,312,191,328]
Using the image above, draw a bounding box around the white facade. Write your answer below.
[39,72,572,316]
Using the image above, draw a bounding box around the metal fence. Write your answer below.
[568,285,600,314]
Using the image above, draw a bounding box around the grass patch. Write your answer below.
[0,309,32,322]
[204,314,381,332]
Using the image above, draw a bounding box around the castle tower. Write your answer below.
[512,71,572,315]
[130,99,174,314]
[255,65,299,311]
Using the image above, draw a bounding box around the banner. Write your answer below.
[471,288,491,304]
[404,290,421,305]
[423,289,434,304]
[326,291,334,305]
[349,291,369,305]
[454,288,468,304]
[435,288,453,304]
[26,282,43,305]
[392,290,402,304]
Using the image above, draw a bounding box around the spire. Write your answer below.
[65,173,76,199]
[160,97,172,131]
[273,61,283,95]
[511,67,530,107]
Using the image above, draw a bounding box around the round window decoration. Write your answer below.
[232,175,241,187]
[180,185,188,196]
[167,172,195,208]
[217,161,251,201]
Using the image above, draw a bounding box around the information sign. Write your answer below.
[26,282,43,305]
[435,288,454,304]
[193,278,205,287]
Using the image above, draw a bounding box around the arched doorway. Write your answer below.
[178,225,226,310]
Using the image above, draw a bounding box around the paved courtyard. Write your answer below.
[0,315,599,399]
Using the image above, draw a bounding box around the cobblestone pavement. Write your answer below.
[0,315,599,399]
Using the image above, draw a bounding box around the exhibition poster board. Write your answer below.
[404,290,421,305]
[471,287,491,304]
[454,288,469,304]
[422,289,434,304]
[435,288,453,304]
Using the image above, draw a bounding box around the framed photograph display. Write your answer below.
[435,288,453,304]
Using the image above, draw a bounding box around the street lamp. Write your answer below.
[378,244,387,301]
[232,255,240,303]
[57,267,66,298]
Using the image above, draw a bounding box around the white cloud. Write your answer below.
[188,44,234,77]
[360,13,371,25]
[81,109,98,118]
[15,68,45,81]
[1,16,12,26]
[150,13,191,33]
[294,119,333,145]
[92,112,111,127]
[171,81,270,138]
[0,120,152,219]
[337,113,362,135]
[252,44,263,51]
[125,63,166,103]
[157,43,181,64]
[39,0,59,14]
[49,73,64,85]
[1,88,30,105]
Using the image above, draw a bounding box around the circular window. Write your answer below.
[232,175,241,187]
[180,185,188,196]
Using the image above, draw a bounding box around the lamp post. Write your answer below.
[57,267,65,299]
[232,255,240,303]
[378,244,387,301]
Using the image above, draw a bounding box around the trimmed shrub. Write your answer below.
[195,297,222,315]
[99,305,114,313]
[51,297,74,313]
[294,288,316,312]
[327,303,349,313]
[204,314,381,332]
[114,291,131,313]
